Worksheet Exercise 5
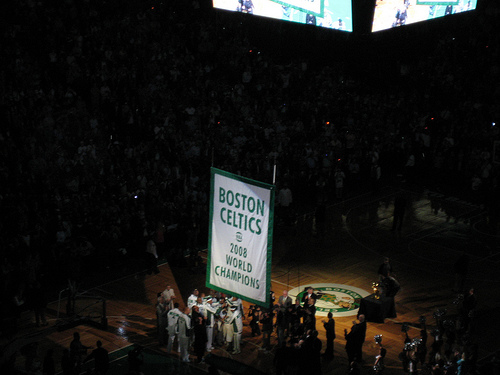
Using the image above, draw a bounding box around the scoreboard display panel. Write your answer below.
[213,0,353,32]
[372,0,477,32]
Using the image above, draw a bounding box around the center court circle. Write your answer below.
[288,283,370,317]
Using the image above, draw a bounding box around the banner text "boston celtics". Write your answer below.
[206,168,274,307]
[218,188,265,235]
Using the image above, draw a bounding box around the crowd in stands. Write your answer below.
[1,0,499,352]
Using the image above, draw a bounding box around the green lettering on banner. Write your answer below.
[219,187,226,203]
[220,208,226,223]
[219,188,265,217]
[218,186,266,235]
[226,255,253,273]
[210,168,274,307]
[257,199,265,216]
[219,209,263,235]
[227,190,234,206]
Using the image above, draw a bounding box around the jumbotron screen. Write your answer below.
[213,0,353,32]
[372,0,478,32]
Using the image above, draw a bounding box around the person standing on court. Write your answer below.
[161,284,176,310]
[301,287,318,306]
[193,315,207,363]
[378,257,393,280]
[70,332,92,374]
[278,290,293,313]
[187,288,199,309]
[84,340,110,375]
[344,314,367,363]
[229,305,243,354]
[303,297,317,331]
[156,293,168,345]
[166,302,182,352]
[322,312,336,360]
[203,297,218,352]
[177,306,192,362]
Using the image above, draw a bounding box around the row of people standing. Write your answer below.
[156,280,481,374]
[272,288,368,374]
[156,285,372,370]
[247,288,320,353]
[271,288,369,370]
[157,286,245,362]
[54,332,110,375]
[158,286,318,361]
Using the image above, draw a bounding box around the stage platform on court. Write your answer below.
[4,185,499,375]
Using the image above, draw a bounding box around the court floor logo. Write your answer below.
[288,283,370,317]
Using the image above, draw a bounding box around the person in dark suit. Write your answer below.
[70,332,92,374]
[277,291,292,343]
[344,314,367,363]
[322,312,336,360]
[381,274,400,298]
[260,310,273,351]
[300,330,322,374]
[156,293,168,345]
[193,316,207,363]
[268,291,276,312]
[378,257,393,279]
[276,305,291,348]
[303,298,317,331]
[301,287,318,305]
[289,299,303,338]
[84,340,109,375]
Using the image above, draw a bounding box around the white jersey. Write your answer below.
[187,294,198,309]
[217,304,228,323]
[203,302,219,327]
[167,307,182,327]
[177,312,192,338]
[228,298,244,316]
[162,288,176,309]
[203,295,218,304]
[228,309,243,333]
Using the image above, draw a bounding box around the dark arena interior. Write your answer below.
[1,0,500,374]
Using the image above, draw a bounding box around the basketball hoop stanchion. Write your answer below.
[101,299,108,330]
[55,288,108,331]
[57,288,69,320]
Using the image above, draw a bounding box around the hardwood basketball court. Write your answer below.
[5,186,499,374]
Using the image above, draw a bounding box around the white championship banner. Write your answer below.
[206,168,275,307]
